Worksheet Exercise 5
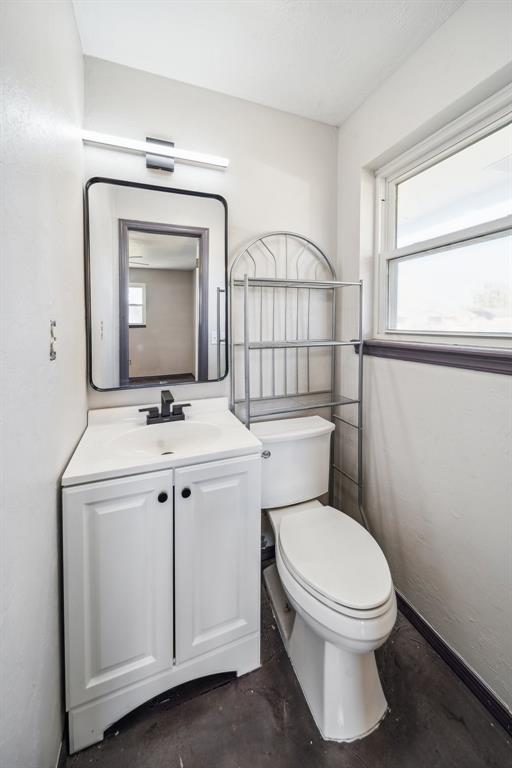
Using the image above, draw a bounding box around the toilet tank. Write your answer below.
[251,416,335,509]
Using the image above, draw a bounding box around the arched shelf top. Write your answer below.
[230,231,336,283]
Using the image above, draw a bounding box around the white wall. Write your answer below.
[83,56,338,408]
[336,0,512,709]
[0,2,87,767]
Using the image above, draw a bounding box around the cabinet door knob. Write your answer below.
[158,492,168,503]
[181,488,191,499]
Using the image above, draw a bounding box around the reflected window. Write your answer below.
[128,283,146,327]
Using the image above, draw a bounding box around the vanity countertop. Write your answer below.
[62,397,261,487]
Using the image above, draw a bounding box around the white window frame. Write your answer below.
[374,84,512,345]
[128,282,146,327]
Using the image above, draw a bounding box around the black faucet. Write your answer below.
[139,390,191,425]
[160,389,174,417]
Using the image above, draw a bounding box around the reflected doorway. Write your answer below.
[119,220,209,386]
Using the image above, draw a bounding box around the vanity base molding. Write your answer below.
[68,631,260,754]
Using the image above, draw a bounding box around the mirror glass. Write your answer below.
[87,179,227,389]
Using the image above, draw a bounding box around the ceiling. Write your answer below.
[73,0,463,126]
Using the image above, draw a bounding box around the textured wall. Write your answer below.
[336,0,512,709]
[0,2,87,766]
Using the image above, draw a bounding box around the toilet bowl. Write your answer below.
[252,417,397,742]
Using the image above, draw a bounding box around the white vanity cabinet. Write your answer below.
[63,448,261,754]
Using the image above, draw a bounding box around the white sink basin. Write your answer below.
[62,398,263,486]
[109,420,222,458]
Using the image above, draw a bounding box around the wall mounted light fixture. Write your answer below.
[82,130,230,171]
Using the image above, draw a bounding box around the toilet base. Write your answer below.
[264,563,388,742]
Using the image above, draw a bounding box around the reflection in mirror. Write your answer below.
[120,224,207,385]
[86,179,227,390]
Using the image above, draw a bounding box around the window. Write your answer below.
[128,283,146,326]
[376,87,512,341]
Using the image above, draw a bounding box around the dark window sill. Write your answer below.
[363,339,512,375]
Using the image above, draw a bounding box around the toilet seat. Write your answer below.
[279,506,393,614]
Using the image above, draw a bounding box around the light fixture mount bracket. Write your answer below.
[146,136,175,172]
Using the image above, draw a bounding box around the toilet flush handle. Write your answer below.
[262,450,271,459]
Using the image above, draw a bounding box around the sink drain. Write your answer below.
[161,451,174,455]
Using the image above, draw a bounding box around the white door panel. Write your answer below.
[63,471,173,708]
[175,455,260,663]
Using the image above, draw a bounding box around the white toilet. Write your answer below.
[253,415,397,743]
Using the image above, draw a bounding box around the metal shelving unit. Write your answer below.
[229,231,363,509]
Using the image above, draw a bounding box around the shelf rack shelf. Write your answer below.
[233,339,360,350]
[233,392,359,422]
[228,231,364,509]
[232,277,361,289]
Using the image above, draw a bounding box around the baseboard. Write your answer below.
[395,591,512,736]
[54,739,65,768]
[55,716,70,768]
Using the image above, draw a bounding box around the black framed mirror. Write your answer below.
[85,178,228,390]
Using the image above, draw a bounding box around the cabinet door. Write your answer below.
[63,471,173,708]
[175,455,261,664]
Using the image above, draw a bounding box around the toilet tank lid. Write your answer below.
[251,416,335,444]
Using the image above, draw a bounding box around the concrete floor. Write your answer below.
[65,581,511,768]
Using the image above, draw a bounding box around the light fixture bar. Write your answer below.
[82,130,229,170]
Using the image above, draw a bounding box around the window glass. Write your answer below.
[396,123,512,248]
[128,283,145,325]
[388,231,512,334]
[129,285,143,304]
[128,305,143,325]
